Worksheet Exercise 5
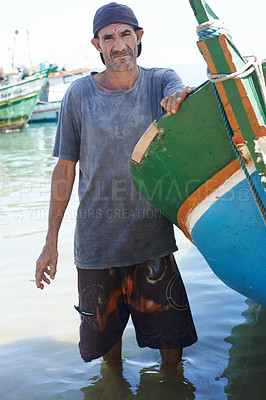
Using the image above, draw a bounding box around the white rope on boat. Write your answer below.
[207,56,255,82]
[196,19,266,109]
[208,56,266,109]
[252,58,266,110]
[196,19,226,33]
[196,19,232,39]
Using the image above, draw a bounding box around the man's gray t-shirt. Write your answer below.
[53,66,184,269]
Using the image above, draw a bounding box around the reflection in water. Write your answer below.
[81,361,134,400]
[137,362,196,400]
[222,299,266,400]
[81,360,195,400]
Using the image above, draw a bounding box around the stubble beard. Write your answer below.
[103,47,137,72]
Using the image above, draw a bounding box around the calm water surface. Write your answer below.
[0,123,266,400]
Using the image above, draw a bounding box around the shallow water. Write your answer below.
[1,123,266,400]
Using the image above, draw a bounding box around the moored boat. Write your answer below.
[0,69,50,133]
[29,100,61,123]
[130,0,266,305]
[29,67,92,123]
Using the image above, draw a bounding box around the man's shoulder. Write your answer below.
[139,66,176,75]
[65,74,92,96]
[139,66,178,81]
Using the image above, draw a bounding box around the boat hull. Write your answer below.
[29,101,61,123]
[190,170,266,305]
[131,81,266,306]
[29,67,91,123]
[0,70,49,133]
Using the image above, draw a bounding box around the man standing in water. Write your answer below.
[35,2,197,364]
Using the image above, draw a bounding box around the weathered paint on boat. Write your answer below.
[132,82,236,223]
[0,69,50,133]
[131,1,266,305]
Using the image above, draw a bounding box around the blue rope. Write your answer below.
[198,27,232,41]
[211,82,266,224]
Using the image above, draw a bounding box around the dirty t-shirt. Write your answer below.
[53,66,184,269]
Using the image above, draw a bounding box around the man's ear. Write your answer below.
[91,38,101,52]
[136,29,144,45]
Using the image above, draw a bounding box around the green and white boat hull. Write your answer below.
[0,69,50,133]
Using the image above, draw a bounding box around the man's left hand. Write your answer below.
[160,86,195,116]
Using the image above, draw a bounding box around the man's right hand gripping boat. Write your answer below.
[131,0,266,305]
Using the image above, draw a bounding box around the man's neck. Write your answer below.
[93,65,139,92]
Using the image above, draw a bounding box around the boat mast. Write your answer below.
[11,30,19,68]
[26,29,33,66]
[189,0,218,24]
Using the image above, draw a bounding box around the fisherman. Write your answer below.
[35,2,197,365]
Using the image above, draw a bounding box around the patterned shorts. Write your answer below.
[76,254,197,362]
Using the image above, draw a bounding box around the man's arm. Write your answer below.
[35,158,76,289]
[160,86,195,115]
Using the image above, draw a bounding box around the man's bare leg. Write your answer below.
[103,339,122,362]
[159,348,183,363]
[159,349,183,381]
[101,340,133,399]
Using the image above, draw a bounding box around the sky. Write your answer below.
[0,0,265,86]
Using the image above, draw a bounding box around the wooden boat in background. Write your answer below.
[29,68,92,123]
[0,69,50,133]
[131,0,266,305]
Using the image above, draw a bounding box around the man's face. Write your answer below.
[95,23,141,72]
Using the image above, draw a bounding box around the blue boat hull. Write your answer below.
[191,171,266,305]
